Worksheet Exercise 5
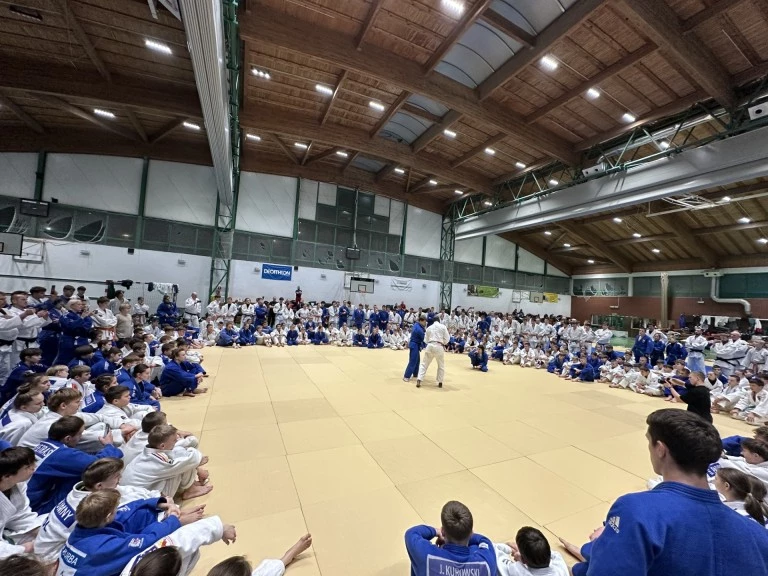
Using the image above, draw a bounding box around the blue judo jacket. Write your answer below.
[405,525,496,576]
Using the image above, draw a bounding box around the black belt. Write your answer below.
[185,312,200,317]
[0,339,13,346]
[17,337,37,346]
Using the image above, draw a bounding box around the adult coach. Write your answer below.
[571,409,768,576]
[404,314,426,383]
[417,315,450,388]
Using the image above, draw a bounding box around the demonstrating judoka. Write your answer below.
[416,316,450,388]
[403,314,426,383]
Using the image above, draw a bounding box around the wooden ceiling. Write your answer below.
[0,0,767,217]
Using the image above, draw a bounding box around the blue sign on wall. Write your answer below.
[261,263,293,281]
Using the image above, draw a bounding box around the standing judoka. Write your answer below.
[416,316,450,389]
[685,326,708,373]
[712,331,749,378]
[183,293,202,329]
[7,291,48,367]
[0,294,24,388]
[403,314,426,383]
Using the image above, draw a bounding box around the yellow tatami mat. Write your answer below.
[160,346,754,576]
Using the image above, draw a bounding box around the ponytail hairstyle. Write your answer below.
[717,467,768,525]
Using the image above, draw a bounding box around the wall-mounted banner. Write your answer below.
[467,284,500,298]
[543,292,560,303]
[391,278,413,292]
[261,263,293,281]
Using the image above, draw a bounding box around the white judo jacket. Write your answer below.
[0,409,39,446]
[122,445,203,495]
[121,430,199,465]
[0,482,44,558]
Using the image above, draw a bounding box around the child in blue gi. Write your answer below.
[90,348,121,379]
[27,416,122,514]
[216,322,241,348]
[66,346,95,370]
[286,322,300,346]
[1,348,47,403]
[81,374,117,414]
[405,500,496,576]
[367,327,384,349]
[469,344,489,372]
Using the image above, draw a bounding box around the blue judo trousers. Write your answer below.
[404,322,425,379]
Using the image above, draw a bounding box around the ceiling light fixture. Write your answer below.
[587,259,595,264]
[758,238,768,244]
[454,189,463,195]
[515,162,527,169]
[182,121,200,130]
[145,39,172,55]
[369,100,385,112]
[394,167,405,174]
[441,0,465,17]
[540,55,559,71]
[251,67,270,79]
[483,201,492,206]
[335,150,349,157]
[659,141,670,149]
[544,231,552,236]
[563,243,571,247]
[443,129,457,138]
[622,112,636,123]
[632,232,642,238]
[652,248,661,253]
[738,217,751,224]
[586,88,600,99]
[721,196,732,203]
[245,133,261,141]
[429,179,438,185]
[613,217,622,223]
[484,148,495,155]
[315,84,334,96]
[294,142,308,149]
[93,108,115,119]
[549,179,558,186]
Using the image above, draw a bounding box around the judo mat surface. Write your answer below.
[162,345,752,576]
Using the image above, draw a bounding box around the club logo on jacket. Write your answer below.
[608,516,621,533]
[128,537,144,547]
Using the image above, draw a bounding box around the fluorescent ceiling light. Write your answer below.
[483,201,492,206]
[484,148,495,155]
[540,55,558,71]
[549,179,558,186]
[586,88,600,99]
[738,217,751,224]
[758,238,768,244]
[443,129,457,138]
[632,232,642,238]
[515,161,526,169]
[294,142,308,149]
[613,217,622,223]
[394,167,405,174]
[315,84,334,95]
[622,112,636,123]
[182,121,200,130]
[335,150,349,157]
[93,108,115,119]
[652,248,661,253]
[145,39,172,54]
[252,68,270,79]
[563,243,571,247]
[429,179,438,185]
[441,0,465,17]
[721,196,732,203]
[245,133,261,141]
[454,189,463,195]
[369,101,385,111]
[587,259,595,264]
[659,140,670,149]
[544,231,552,236]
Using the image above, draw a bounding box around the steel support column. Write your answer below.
[31,151,46,237]
[134,157,149,249]
[439,206,456,311]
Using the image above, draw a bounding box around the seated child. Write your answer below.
[730,377,767,422]
[404,500,496,576]
[712,375,744,413]
[708,438,768,490]
[0,391,46,446]
[367,327,384,349]
[216,322,241,349]
[469,345,489,372]
[713,467,768,528]
[97,387,154,430]
[0,446,44,555]
[494,527,569,576]
[121,411,199,465]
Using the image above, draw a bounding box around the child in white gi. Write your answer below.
[121,411,198,465]
[121,424,210,501]
[97,386,154,431]
[730,378,768,421]
[0,446,43,556]
[0,391,45,446]
[711,375,744,413]
[494,527,569,576]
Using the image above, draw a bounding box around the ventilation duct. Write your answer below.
[178,0,233,207]
[710,276,751,316]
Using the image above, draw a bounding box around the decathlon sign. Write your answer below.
[261,263,293,281]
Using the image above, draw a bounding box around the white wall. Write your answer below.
[452,283,572,316]
[237,172,296,237]
[405,205,441,259]
[229,259,441,309]
[517,246,546,274]
[0,240,211,299]
[145,161,217,226]
[0,153,36,199]
[388,200,405,236]
[485,235,516,269]
[44,154,142,214]
[454,236,483,264]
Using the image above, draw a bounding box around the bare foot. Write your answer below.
[281,533,313,567]
[182,391,196,397]
[193,387,208,394]
[181,484,213,500]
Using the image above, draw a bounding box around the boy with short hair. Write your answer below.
[404,500,496,576]
[66,346,94,370]
[664,370,713,423]
[1,348,47,403]
[494,527,569,576]
[0,391,46,446]
[120,411,198,465]
[97,386,153,428]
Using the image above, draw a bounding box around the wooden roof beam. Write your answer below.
[55,0,112,82]
[451,133,506,168]
[559,225,633,273]
[617,0,736,109]
[375,163,397,183]
[370,90,411,137]
[320,70,347,126]
[341,151,359,174]
[270,133,300,165]
[411,110,463,154]
[655,213,717,268]
[34,94,138,141]
[125,109,148,143]
[527,43,657,123]
[681,0,750,32]
[239,106,494,194]
[356,0,384,50]
[400,103,443,124]
[240,7,579,165]
[692,220,768,236]
[304,146,342,166]
[423,0,494,73]
[300,141,314,165]
[477,0,607,101]
[0,93,45,134]
[150,118,186,144]
[479,10,535,47]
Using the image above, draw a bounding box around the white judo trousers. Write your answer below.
[417,343,445,383]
